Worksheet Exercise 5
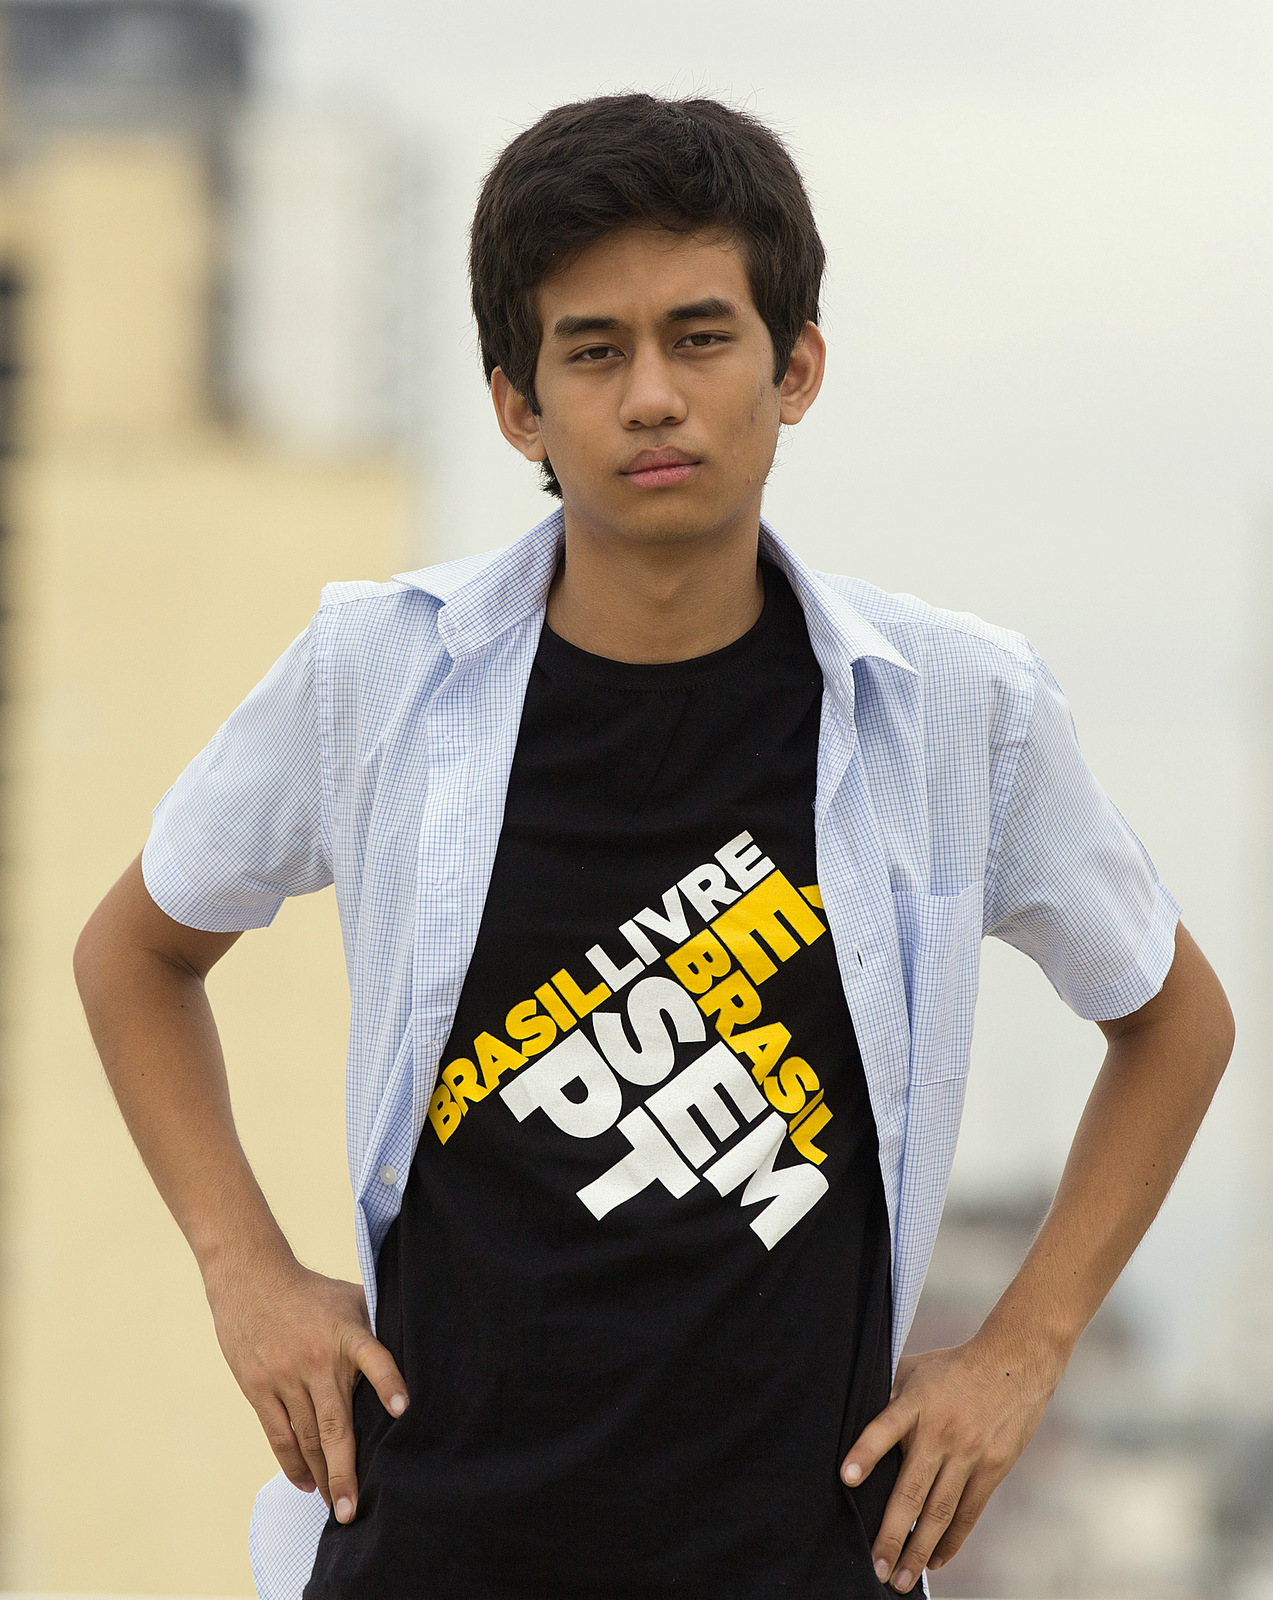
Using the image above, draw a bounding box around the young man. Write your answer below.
[75,95,1233,1599]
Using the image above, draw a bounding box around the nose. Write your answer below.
[618,345,688,431]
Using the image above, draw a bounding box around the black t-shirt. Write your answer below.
[305,565,899,1600]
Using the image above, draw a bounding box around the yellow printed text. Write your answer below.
[699,970,762,1038]
[790,1101,832,1164]
[666,928,733,994]
[442,1057,489,1110]
[428,1081,462,1144]
[729,1021,792,1081]
[506,998,558,1056]
[712,871,824,985]
[552,968,611,1018]
[763,1056,819,1115]
[475,1031,527,1092]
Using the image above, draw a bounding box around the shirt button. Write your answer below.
[378,1165,398,1188]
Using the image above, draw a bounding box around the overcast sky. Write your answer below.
[242,0,1273,1398]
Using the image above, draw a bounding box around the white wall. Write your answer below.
[228,100,432,456]
[244,0,1273,1403]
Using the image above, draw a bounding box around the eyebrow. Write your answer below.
[552,313,621,338]
[550,297,741,339]
[665,297,739,324]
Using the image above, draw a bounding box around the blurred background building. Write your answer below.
[0,2,410,1591]
[0,0,1266,1595]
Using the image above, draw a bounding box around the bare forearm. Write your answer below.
[75,857,407,1517]
[985,924,1233,1364]
[843,924,1233,1590]
[74,889,287,1277]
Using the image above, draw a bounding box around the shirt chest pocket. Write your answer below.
[891,882,984,1086]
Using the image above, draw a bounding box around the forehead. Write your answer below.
[536,226,758,324]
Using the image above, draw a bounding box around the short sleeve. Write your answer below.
[984,648,1180,1021]
[142,622,331,932]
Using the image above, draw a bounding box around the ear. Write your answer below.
[778,322,827,426]
[491,368,549,462]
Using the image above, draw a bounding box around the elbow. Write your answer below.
[73,896,119,1003]
[1190,953,1236,1093]
[1166,922,1236,1087]
[1212,983,1237,1080]
[72,913,102,1001]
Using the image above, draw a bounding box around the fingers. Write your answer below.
[215,1268,408,1528]
[840,1394,916,1488]
[842,1338,1049,1589]
[886,1460,971,1591]
[929,1465,1001,1570]
[871,1455,1005,1591]
[279,1380,364,1524]
[312,1381,360,1524]
[280,1387,332,1506]
[870,1447,943,1590]
[351,1331,410,1419]
[272,1336,403,1526]
[257,1394,316,1494]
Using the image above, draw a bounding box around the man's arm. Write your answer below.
[74,856,409,1524]
[841,922,1233,1593]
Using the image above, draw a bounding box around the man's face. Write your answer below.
[492,226,822,548]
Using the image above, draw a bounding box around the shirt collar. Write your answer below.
[393,507,916,702]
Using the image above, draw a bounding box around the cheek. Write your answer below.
[743,383,777,439]
[539,394,607,463]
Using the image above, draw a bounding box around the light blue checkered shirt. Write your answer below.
[142,509,1179,1598]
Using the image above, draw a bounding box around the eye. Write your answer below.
[679,331,727,349]
[572,344,621,363]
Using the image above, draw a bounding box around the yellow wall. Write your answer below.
[0,141,408,1592]
[20,139,211,445]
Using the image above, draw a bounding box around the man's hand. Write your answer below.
[841,1333,1061,1591]
[74,856,411,1525]
[205,1248,409,1523]
[840,922,1232,1593]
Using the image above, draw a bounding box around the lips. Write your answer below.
[621,448,701,490]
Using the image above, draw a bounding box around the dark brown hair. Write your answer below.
[469,93,826,496]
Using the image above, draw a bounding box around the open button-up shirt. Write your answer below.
[142,509,1180,1599]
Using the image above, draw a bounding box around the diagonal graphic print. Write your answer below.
[428,830,837,1249]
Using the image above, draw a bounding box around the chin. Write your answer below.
[575,492,741,547]
[628,513,721,545]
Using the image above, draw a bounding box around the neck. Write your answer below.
[545,509,765,664]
